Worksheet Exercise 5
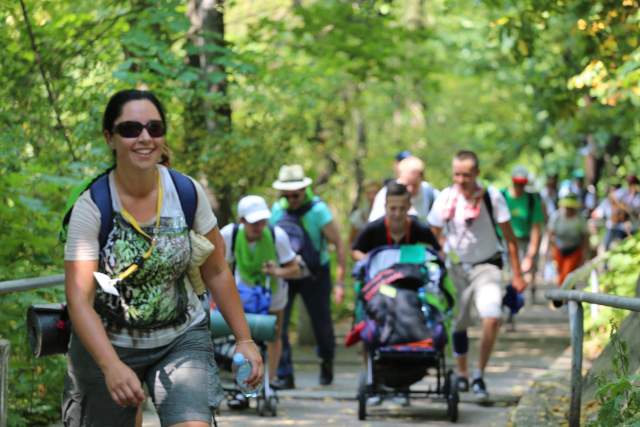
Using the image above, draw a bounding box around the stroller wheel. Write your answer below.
[228,393,249,411]
[257,396,266,417]
[446,371,459,422]
[357,372,367,421]
[267,395,278,417]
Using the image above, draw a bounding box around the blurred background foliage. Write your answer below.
[1,0,639,424]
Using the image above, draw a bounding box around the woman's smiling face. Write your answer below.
[108,100,165,171]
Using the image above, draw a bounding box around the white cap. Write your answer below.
[237,195,271,224]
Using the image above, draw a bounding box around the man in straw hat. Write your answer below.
[269,164,346,389]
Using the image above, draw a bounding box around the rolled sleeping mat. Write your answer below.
[26,304,71,357]
[209,310,276,342]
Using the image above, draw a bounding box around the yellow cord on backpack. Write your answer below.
[116,172,163,282]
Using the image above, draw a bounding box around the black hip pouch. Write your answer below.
[559,245,580,256]
[474,253,504,270]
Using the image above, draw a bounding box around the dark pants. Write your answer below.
[277,264,335,378]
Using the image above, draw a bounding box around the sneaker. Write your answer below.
[456,376,469,392]
[271,374,295,390]
[471,377,489,399]
[366,394,383,406]
[319,360,333,386]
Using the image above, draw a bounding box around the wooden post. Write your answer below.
[0,339,9,427]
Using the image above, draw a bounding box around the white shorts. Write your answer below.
[449,263,503,331]
[269,280,288,312]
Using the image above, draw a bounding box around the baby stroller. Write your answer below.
[346,244,459,421]
[209,288,279,417]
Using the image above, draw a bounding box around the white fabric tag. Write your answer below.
[93,272,120,296]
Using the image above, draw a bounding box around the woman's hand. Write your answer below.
[235,340,264,388]
[103,360,145,407]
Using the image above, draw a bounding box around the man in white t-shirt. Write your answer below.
[369,156,439,224]
[427,150,525,400]
[221,195,300,396]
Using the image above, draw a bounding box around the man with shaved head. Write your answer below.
[368,156,439,224]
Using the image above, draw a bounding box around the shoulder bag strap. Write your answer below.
[168,169,197,230]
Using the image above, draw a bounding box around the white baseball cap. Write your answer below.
[237,195,271,223]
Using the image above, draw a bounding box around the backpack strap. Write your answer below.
[89,168,197,250]
[527,191,535,233]
[89,174,114,250]
[168,169,197,229]
[423,185,435,213]
[231,223,240,254]
[483,188,503,245]
[484,189,497,230]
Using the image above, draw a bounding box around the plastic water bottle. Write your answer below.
[418,288,434,329]
[233,352,260,397]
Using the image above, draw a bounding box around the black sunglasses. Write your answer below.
[113,120,166,138]
[283,192,303,200]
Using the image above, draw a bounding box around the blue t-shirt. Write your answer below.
[271,197,333,265]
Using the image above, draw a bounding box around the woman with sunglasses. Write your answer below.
[62,89,262,427]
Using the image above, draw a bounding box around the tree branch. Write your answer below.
[19,0,77,161]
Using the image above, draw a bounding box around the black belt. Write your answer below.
[472,253,503,269]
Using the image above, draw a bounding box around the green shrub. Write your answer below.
[584,235,640,353]
[588,322,640,426]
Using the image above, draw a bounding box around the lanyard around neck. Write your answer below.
[384,217,411,245]
[116,171,163,280]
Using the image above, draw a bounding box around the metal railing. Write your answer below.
[0,274,64,295]
[545,288,640,427]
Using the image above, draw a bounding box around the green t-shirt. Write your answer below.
[500,189,545,239]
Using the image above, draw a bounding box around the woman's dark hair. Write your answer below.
[386,181,410,199]
[102,89,167,134]
[103,89,170,165]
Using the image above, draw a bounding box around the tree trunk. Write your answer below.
[351,106,367,213]
[312,120,338,188]
[185,0,233,223]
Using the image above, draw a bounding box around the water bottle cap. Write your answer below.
[233,352,246,364]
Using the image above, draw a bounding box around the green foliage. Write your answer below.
[2,0,640,423]
[588,322,640,426]
[482,0,640,183]
[584,234,640,348]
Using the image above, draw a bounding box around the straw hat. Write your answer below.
[272,164,313,191]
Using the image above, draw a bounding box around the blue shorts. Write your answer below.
[62,318,223,427]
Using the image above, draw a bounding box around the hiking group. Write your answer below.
[60,88,639,426]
